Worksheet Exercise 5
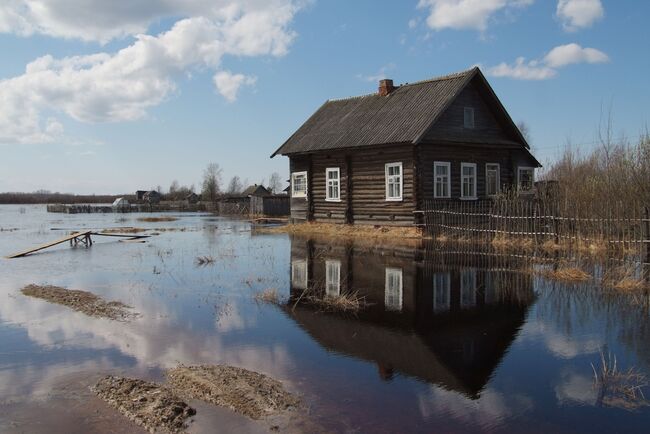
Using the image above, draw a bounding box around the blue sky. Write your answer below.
[0,0,647,194]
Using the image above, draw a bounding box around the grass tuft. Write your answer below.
[592,351,648,410]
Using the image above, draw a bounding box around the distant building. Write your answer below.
[241,184,271,197]
[143,190,161,204]
[112,197,129,211]
[135,190,147,202]
[186,192,199,204]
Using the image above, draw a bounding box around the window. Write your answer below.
[325,260,341,297]
[291,260,307,290]
[460,163,477,199]
[326,168,341,202]
[385,162,403,201]
[385,268,403,311]
[460,269,477,308]
[433,273,451,313]
[518,167,535,192]
[486,163,500,196]
[464,107,475,129]
[434,162,451,198]
[291,171,307,198]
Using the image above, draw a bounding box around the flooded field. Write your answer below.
[1,205,650,433]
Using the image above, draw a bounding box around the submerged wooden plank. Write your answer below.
[6,230,92,258]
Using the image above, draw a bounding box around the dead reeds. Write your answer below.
[602,265,648,292]
[592,351,648,410]
[540,266,592,283]
[253,288,280,304]
[137,216,179,223]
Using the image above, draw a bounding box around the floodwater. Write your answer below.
[1,205,650,433]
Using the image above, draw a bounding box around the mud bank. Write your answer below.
[92,376,195,434]
[21,284,138,321]
[167,365,300,420]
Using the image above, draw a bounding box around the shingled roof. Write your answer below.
[271,67,529,157]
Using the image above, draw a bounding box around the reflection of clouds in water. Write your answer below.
[554,369,596,406]
[0,286,294,399]
[417,386,533,429]
[519,318,602,359]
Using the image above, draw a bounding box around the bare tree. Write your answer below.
[227,175,243,194]
[267,172,282,194]
[516,121,532,145]
[201,163,223,203]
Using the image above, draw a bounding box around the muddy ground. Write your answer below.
[21,284,139,321]
[92,376,195,434]
[167,365,300,420]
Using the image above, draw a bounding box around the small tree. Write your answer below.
[267,172,282,194]
[227,175,243,194]
[201,163,222,203]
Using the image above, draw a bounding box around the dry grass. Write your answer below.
[195,255,216,266]
[254,288,280,304]
[303,291,367,313]
[541,266,592,282]
[259,222,425,245]
[137,216,179,223]
[592,352,648,410]
[491,234,534,251]
[101,227,147,234]
[602,265,648,292]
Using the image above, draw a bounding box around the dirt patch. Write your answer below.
[137,217,179,223]
[21,284,138,321]
[92,376,195,434]
[167,365,300,420]
[101,227,148,234]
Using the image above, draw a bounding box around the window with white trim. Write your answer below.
[461,163,477,199]
[433,273,451,313]
[460,269,477,308]
[325,260,341,297]
[486,163,500,196]
[385,268,403,311]
[464,107,475,129]
[291,171,307,198]
[291,260,307,290]
[325,168,340,201]
[434,161,451,198]
[385,162,403,201]
[518,167,535,192]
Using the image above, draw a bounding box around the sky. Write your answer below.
[0,0,648,194]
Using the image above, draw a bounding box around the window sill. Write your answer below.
[292,195,307,199]
[433,195,451,199]
[460,196,478,201]
[385,198,403,202]
[325,198,341,202]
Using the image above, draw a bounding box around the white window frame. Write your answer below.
[433,273,451,313]
[460,269,477,308]
[325,167,341,202]
[464,107,475,129]
[433,161,451,199]
[385,162,403,201]
[291,260,308,290]
[385,267,403,311]
[460,162,477,200]
[325,260,341,297]
[291,171,308,198]
[485,163,500,196]
[517,166,535,193]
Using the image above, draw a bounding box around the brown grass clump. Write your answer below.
[304,291,367,313]
[541,267,592,282]
[167,365,300,420]
[259,222,424,245]
[491,234,534,251]
[21,284,138,321]
[602,265,648,292]
[254,288,280,304]
[101,227,147,234]
[592,352,648,410]
[92,376,195,433]
[137,216,179,223]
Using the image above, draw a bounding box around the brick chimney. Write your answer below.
[378,79,395,96]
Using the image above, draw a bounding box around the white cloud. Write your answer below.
[213,71,257,102]
[487,43,608,80]
[544,43,609,68]
[417,0,534,32]
[557,0,604,31]
[0,1,303,145]
[357,63,397,83]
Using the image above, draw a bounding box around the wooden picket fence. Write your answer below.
[420,198,650,258]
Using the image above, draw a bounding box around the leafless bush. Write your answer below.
[592,351,648,410]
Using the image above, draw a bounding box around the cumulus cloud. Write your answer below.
[487,43,608,80]
[556,0,604,31]
[213,71,257,102]
[417,0,534,32]
[0,1,303,144]
[357,63,397,83]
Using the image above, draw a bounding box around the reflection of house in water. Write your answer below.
[285,238,535,398]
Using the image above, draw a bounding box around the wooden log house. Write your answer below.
[271,67,541,226]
